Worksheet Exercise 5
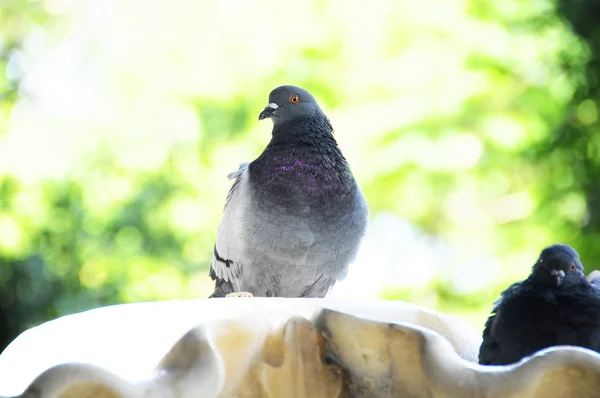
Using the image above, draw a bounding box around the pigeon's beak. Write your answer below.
[550,269,565,287]
[259,103,278,120]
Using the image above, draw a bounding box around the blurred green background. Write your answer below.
[1,0,600,351]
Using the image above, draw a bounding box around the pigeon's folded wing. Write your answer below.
[587,270,600,291]
[479,311,500,364]
[479,281,521,364]
[210,162,250,283]
[493,281,522,307]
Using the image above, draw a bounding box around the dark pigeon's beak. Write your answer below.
[258,103,279,120]
[551,269,565,287]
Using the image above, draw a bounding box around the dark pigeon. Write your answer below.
[208,85,369,298]
[479,244,600,365]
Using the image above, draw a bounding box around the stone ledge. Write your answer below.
[1,299,600,397]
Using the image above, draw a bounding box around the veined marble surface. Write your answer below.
[1,299,600,397]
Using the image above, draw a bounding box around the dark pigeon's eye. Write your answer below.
[290,95,299,104]
[570,263,577,272]
[539,259,544,267]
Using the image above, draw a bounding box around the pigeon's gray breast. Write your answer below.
[236,173,368,296]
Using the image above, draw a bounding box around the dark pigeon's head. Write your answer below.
[532,244,584,288]
[258,85,322,124]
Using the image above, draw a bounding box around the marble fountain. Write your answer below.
[1,298,600,397]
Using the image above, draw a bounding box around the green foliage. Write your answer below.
[1,0,600,349]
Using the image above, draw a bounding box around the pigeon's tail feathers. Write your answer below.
[209,279,235,298]
[209,267,235,298]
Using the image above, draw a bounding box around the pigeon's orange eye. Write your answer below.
[290,95,299,104]
[570,263,576,272]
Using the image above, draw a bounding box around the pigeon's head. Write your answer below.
[532,244,584,288]
[258,85,321,124]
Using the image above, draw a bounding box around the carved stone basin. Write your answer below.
[1,298,600,397]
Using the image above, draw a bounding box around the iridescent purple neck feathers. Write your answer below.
[249,112,355,202]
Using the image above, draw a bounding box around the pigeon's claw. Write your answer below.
[225,292,254,298]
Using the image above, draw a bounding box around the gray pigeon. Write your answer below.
[208,85,369,298]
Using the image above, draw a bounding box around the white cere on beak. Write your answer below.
[550,270,565,278]
[267,103,279,109]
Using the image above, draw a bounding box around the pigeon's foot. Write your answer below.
[225,292,254,298]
